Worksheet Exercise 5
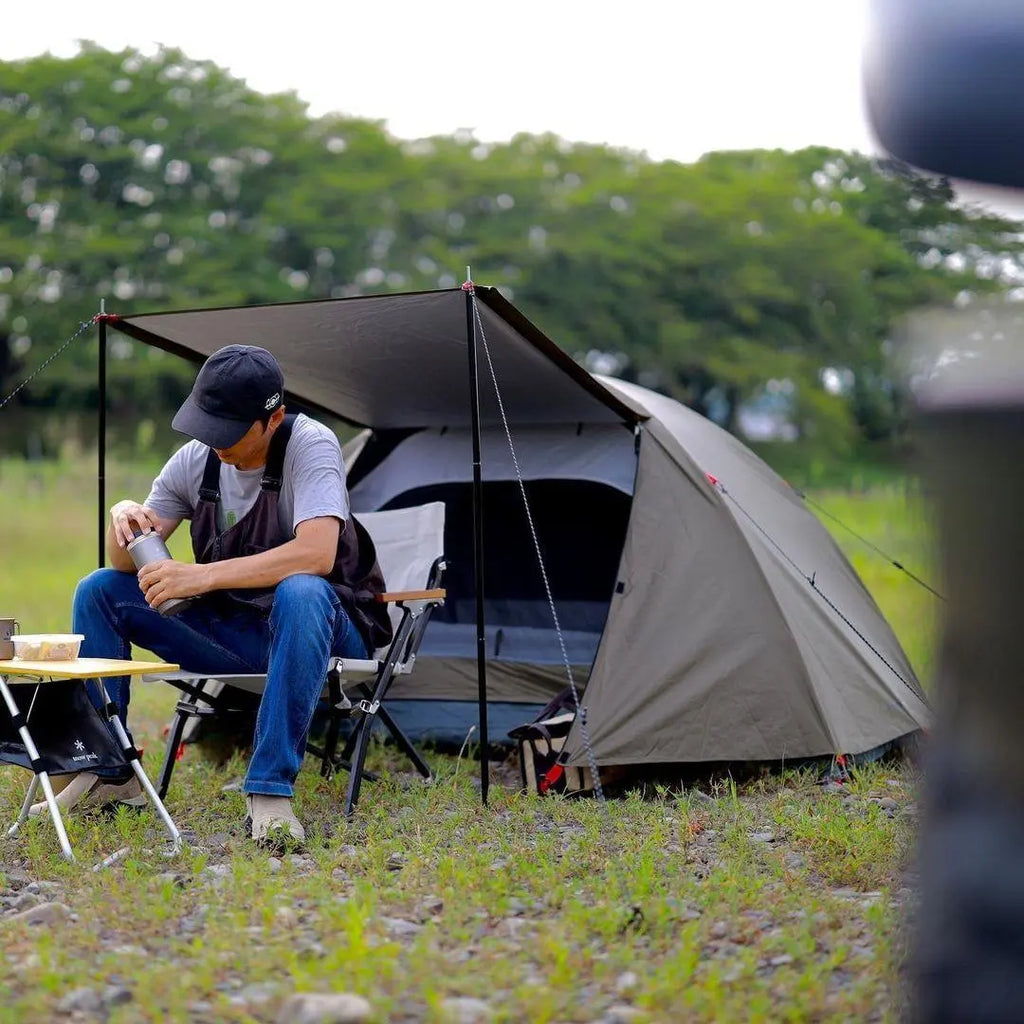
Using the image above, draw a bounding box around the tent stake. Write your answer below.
[97,302,107,569]
[463,279,489,805]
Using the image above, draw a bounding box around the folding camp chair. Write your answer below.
[145,501,446,817]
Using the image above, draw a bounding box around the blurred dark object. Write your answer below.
[906,308,1024,1022]
[866,2,1024,1018]
[864,0,1024,187]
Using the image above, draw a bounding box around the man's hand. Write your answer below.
[137,559,212,608]
[110,500,164,548]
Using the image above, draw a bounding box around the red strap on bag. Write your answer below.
[539,764,564,793]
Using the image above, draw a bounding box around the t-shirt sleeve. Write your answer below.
[285,426,350,535]
[145,445,197,522]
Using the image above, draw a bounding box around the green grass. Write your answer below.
[0,457,932,1022]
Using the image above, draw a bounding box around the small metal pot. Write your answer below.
[0,617,18,660]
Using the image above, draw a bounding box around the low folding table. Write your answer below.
[0,657,182,863]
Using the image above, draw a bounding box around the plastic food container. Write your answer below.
[10,634,85,661]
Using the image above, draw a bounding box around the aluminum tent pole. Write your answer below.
[97,302,107,569]
[463,277,489,805]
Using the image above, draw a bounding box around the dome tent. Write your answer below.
[108,286,928,774]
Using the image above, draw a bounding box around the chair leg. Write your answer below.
[156,680,207,800]
[343,715,375,818]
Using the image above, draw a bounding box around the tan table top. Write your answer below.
[0,658,179,681]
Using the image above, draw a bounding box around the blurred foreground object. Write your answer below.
[866,3,1024,1018]
[864,0,1024,187]
[905,306,1024,1022]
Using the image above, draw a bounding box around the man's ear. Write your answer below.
[268,406,286,430]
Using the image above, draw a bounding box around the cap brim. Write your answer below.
[171,394,253,448]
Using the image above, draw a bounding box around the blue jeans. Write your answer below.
[72,569,368,796]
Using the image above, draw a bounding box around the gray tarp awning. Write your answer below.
[111,288,641,430]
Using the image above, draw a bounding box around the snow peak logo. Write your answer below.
[71,738,98,763]
[264,392,281,410]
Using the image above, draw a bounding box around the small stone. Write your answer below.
[331,868,346,882]
[275,906,300,927]
[287,854,314,871]
[8,892,42,912]
[57,987,103,1014]
[615,971,639,994]
[268,857,283,873]
[7,902,71,926]
[440,996,493,1023]
[102,985,133,1007]
[829,887,859,900]
[496,917,531,939]
[710,920,729,939]
[386,852,405,871]
[749,830,775,844]
[381,917,423,937]
[603,1005,644,1023]
[24,881,62,895]
[231,982,279,1006]
[338,845,359,858]
[208,831,232,849]
[277,992,372,1024]
[203,864,231,879]
[878,797,899,812]
[784,852,805,870]
[769,954,795,967]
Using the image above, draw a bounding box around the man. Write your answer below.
[40,345,392,846]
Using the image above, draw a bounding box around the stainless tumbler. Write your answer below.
[126,531,196,616]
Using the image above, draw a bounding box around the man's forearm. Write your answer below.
[200,537,335,593]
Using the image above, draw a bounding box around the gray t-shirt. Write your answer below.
[146,413,350,537]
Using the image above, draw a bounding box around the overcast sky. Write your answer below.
[0,0,879,162]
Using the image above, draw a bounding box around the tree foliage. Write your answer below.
[2,45,1022,462]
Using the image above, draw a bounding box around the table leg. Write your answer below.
[0,675,75,862]
[8,775,39,836]
[95,679,182,854]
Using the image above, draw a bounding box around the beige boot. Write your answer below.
[245,794,306,848]
[28,772,144,816]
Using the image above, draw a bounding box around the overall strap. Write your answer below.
[199,447,221,502]
[262,414,296,493]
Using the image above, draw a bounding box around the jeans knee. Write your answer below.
[272,574,333,617]
[73,568,125,614]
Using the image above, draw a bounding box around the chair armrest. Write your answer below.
[375,588,446,603]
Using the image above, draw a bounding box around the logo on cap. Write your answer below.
[265,393,281,410]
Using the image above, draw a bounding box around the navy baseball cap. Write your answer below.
[172,345,285,448]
